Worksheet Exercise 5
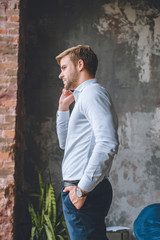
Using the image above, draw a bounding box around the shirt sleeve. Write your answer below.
[56,110,70,150]
[78,86,119,192]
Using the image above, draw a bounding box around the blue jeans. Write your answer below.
[61,178,112,240]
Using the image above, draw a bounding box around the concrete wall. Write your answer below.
[11,0,160,238]
[95,0,160,232]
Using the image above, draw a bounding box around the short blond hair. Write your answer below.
[56,45,98,77]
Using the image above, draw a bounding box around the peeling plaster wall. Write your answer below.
[96,1,160,83]
[108,110,160,228]
[94,1,160,233]
[21,0,160,238]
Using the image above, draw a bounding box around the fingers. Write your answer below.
[63,186,75,192]
[63,187,69,192]
[58,89,74,111]
[61,89,74,102]
[63,185,87,210]
[62,90,74,101]
[62,89,72,96]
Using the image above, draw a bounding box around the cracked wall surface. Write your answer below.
[94,1,160,236]
[108,109,160,229]
[96,0,160,83]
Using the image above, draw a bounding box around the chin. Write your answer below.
[64,85,71,90]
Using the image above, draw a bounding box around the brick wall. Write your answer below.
[0,0,19,239]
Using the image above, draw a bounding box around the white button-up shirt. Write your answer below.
[56,79,119,192]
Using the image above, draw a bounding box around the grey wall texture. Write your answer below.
[19,0,160,238]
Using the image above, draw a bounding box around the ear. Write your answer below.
[77,59,84,72]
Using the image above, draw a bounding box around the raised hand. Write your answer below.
[58,89,74,111]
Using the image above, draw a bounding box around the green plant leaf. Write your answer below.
[57,234,65,240]
[44,224,56,240]
[38,173,44,211]
[30,226,36,240]
[37,211,43,230]
[45,183,49,212]
[28,202,38,227]
[58,228,66,234]
[29,193,40,198]
[38,173,43,193]
[44,214,55,237]
[50,184,57,227]
[61,215,69,235]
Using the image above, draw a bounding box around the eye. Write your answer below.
[61,65,66,71]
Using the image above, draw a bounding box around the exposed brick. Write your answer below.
[0,42,18,50]
[6,22,19,29]
[1,100,17,107]
[0,16,7,21]
[0,62,18,70]
[6,69,17,76]
[0,167,14,178]
[8,15,19,22]
[1,146,11,152]
[0,138,13,145]
[5,115,15,123]
[0,0,19,238]
[0,48,17,55]
[3,161,14,170]
[0,29,7,34]
[3,130,15,138]
[0,8,6,17]
[0,152,10,160]
[5,55,18,62]
[0,162,3,168]
[0,35,14,42]
[11,36,19,44]
[7,0,19,9]
[6,9,19,16]
[0,56,6,64]
[0,182,14,238]
[0,115,6,124]
[0,107,6,114]
[0,85,7,91]
[0,107,16,117]
[10,78,17,84]
[0,77,10,84]
[0,122,16,130]
[8,28,19,35]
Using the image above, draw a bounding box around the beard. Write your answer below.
[64,80,74,90]
[64,71,78,90]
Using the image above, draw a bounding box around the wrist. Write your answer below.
[75,186,88,198]
[58,104,69,111]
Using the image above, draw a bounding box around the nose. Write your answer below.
[59,71,63,79]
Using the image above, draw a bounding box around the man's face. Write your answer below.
[59,55,79,90]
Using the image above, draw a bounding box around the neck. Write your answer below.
[76,71,94,88]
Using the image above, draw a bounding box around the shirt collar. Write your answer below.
[73,78,97,102]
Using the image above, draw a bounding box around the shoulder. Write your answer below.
[83,83,106,96]
[81,82,110,102]
[78,83,112,114]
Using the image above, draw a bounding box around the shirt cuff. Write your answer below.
[57,110,69,121]
[78,176,101,193]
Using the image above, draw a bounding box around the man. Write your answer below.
[56,45,119,240]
